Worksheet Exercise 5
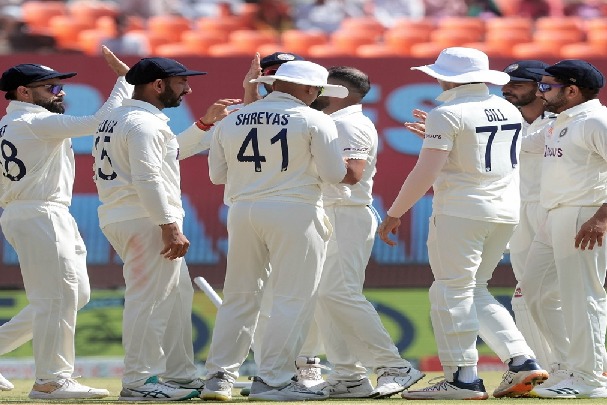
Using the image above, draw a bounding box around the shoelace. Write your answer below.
[418,377,449,391]
[378,367,411,378]
[299,367,323,381]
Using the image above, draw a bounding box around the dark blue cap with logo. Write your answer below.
[528,59,605,89]
[125,57,207,85]
[260,52,304,70]
[0,64,76,91]
[503,60,548,82]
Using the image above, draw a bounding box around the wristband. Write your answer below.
[196,119,214,131]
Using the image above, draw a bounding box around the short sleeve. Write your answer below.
[422,107,459,151]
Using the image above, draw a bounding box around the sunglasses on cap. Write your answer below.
[537,82,568,93]
[26,83,64,95]
[262,68,278,76]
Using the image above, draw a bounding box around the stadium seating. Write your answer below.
[15,1,607,59]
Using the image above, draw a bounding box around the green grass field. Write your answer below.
[0,372,603,404]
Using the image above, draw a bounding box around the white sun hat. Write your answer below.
[251,60,348,98]
[411,47,510,86]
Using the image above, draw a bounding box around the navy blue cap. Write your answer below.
[0,64,76,91]
[125,57,206,85]
[260,52,304,70]
[528,59,605,89]
[503,60,548,82]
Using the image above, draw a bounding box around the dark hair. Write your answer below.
[328,66,371,98]
[554,76,600,101]
[5,90,16,100]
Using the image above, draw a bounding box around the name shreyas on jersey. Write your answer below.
[235,112,289,126]
[97,119,118,133]
[544,145,563,157]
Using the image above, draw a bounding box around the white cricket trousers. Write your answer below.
[0,201,90,380]
[205,200,331,387]
[427,214,533,368]
[315,204,412,380]
[102,217,196,387]
[509,201,554,369]
[521,206,607,384]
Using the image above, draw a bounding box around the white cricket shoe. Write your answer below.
[369,366,425,398]
[315,377,374,398]
[120,376,198,401]
[401,376,488,400]
[493,359,549,398]
[200,372,234,401]
[248,376,328,401]
[294,356,328,388]
[527,369,572,394]
[530,374,607,398]
[0,372,14,391]
[163,377,205,392]
[29,378,109,399]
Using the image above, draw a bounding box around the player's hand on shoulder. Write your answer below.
[101,45,130,77]
[377,215,401,247]
[199,98,242,125]
[159,222,190,260]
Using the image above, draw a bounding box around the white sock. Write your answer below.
[510,355,531,367]
[456,366,478,383]
[443,366,458,381]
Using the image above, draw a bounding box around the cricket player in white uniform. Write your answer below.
[201,60,347,402]
[288,66,424,399]
[92,57,239,401]
[501,61,558,373]
[377,47,547,400]
[0,47,130,399]
[521,60,607,399]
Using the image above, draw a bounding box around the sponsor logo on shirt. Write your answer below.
[544,145,563,157]
[559,128,568,138]
[343,147,369,152]
[425,134,442,139]
[514,287,523,298]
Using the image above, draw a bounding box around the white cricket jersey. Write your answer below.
[422,84,523,223]
[209,91,346,206]
[540,99,607,210]
[0,77,131,208]
[93,98,205,227]
[322,104,377,206]
[519,113,555,203]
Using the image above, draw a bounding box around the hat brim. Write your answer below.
[36,72,77,82]
[251,75,348,98]
[172,70,207,77]
[411,64,510,86]
[507,76,536,82]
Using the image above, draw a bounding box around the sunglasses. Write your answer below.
[262,68,278,76]
[26,83,64,95]
[537,82,568,93]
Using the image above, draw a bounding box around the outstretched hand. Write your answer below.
[101,46,130,76]
[403,108,428,140]
[243,52,261,88]
[199,98,242,125]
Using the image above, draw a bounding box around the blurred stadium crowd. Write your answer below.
[0,0,607,58]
